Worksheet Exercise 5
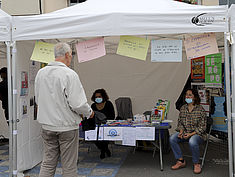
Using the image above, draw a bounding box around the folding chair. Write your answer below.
[201,116,213,168]
[182,116,213,169]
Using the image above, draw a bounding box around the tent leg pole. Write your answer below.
[5,41,13,177]
[224,32,234,177]
[12,42,17,177]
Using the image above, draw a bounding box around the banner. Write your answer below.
[117,36,150,61]
[191,56,205,83]
[30,41,55,63]
[151,40,182,62]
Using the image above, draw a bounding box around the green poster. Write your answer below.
[205,53,222,88]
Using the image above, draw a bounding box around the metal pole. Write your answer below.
[11,42,17,177]
[224,32,234,177]
[5,41,13,177]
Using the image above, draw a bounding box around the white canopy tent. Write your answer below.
[12,0,228,40]
[11,0,233,176]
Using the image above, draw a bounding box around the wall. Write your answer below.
[1,0,67,15]
[202,0,219,5]
[42,0,67,13]
[1,0,41,15]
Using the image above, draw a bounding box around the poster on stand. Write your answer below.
[191,56,205,83]
[205,53,222,88]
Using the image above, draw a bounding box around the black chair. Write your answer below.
[115,97,133,120]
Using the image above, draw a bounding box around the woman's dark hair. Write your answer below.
[184,88,201,105]
[91,88,109,102]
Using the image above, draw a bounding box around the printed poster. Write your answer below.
[20,71,28,96]
[205,53,222,88]
[191,56,205,83]
[30,41,55,63]
[76,37,106,63]
[20,98,28,119]
[184,33,219,60]
[29,61,40,84]
[151,40,182,62]
[117,36,150,61]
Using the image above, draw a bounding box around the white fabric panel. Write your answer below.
[15,41,43,172]
[0,9,11,41]
[12,0,228,41]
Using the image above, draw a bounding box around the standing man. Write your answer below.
[35,43,94,177]
[0,67,8,122]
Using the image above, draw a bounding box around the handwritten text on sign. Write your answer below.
[30,41,55,63]
[76,37,106,63]
[184,33,219,60]
[151,40,182,62]
[117,36,150,61]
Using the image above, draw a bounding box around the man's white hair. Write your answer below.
[54,42,71,58]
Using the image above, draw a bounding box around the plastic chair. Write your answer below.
[115,97,133,120]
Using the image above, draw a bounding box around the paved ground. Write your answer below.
[0,136,229,177]
[116,137,229,177]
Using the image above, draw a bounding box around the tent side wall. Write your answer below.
[15,41,43,171]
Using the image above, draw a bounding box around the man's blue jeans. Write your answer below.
[169,132,204,164]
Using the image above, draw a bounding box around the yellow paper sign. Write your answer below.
[117,36,150,61]
[30,41,55,63]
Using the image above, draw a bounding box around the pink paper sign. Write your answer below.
[76,38,106,63]
[184,33,219,60]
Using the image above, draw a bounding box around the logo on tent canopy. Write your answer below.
[192,13,214,26]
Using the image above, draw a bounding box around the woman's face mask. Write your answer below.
[185,98,193,104]
[95,98,103,103]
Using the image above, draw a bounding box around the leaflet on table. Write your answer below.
[136,127,155,140]
[103,127,123,141]
[85,127,104,141]
[122,127,136,146]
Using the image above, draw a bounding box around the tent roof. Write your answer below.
[12,0,228,41]
[0,9,11,42]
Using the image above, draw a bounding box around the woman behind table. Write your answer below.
[91,88,115,159]
[170,88,207,174]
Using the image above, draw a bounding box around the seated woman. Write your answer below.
[91,88,115,159]
[170,88,207,174]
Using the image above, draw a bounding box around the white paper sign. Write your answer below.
[85,127,104,141]
[104,127,123,141]
[136,127,155,140]
[122,127,136,146]
[184,33,219,60]
[151,40,182,62]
